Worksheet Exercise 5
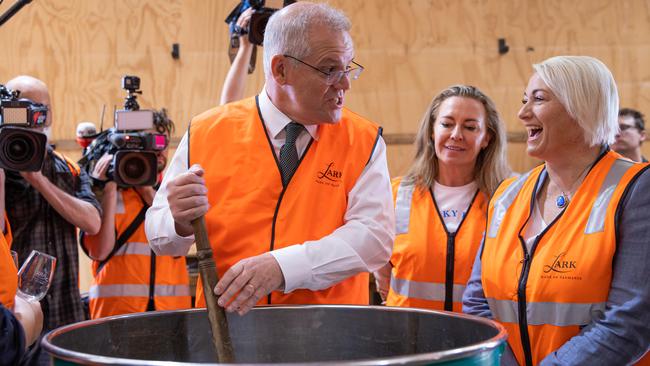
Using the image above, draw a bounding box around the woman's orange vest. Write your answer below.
[0,220,16,309]
[386,177,487,312]
[84,188,191,318]
[189,96,381,307]
[482,151,648,365]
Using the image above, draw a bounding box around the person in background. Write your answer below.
[374,85,510,312]
[4,75,101,365]
[146,2,394,315]
[1,299,43,365]
[612,108,647,162]
[76,121,98,154]
[0,169,43,365]
[80,109,191,319]
[463,56,649,365]
[220,7,255,105]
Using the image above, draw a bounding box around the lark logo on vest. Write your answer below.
[541,252,582,280]
[316,162,343,187]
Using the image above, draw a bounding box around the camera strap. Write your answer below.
[95,194,150,275]
[53,150,80,177]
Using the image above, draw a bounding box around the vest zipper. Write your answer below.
[444,233,456,311]
[517,229,546,366]
[147,250,156,311]
[266,134,315,305]
[268,189,286,305]
[429,188,479,311]
[516,239,534,366]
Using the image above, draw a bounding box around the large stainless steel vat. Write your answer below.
[42,305,506,365]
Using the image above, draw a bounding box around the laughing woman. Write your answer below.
[463,56,650,365]
[375,85,510,312]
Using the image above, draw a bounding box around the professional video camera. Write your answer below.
[0,84,48,171]
[79,76,168,187]
[226,0,297,46]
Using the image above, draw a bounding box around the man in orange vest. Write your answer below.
[80,109,191,319]
[145,2,394,315]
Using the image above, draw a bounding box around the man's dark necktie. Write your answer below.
[279,122,304,186]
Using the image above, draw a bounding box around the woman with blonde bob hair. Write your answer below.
[376,85,510,312]
[463,56,650,365]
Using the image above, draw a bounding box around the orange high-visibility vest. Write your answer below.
[189,96,381,307]
[386,177,487,312]
[482,151,649,365]
[0,222,16,308]
[84,188,191,318]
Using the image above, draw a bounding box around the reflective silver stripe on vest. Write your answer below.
[486,297,606,326]
[487,172,531,238]
[584,158,635,234]
[115,191,125,214]
[88,284,190,299]
[114,242,152,256]
[390,273,465,302]
[395,181,416,235]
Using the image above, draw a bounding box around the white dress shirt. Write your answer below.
[145,89,395,293]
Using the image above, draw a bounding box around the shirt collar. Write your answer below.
[258,86,318,140]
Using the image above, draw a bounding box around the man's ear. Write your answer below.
[640,130,646,144]
[271,55,289,85]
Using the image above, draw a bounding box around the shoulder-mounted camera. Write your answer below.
[79,76,169,188]
[0,85,48,172]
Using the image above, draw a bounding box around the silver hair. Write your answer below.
[263,3,351,76]
[533,56,619,147]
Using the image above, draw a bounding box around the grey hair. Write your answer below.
[533,56,619,147]
[263,3,351,76]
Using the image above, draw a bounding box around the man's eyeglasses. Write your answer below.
[619,124,642,132]
[283,55,364,85]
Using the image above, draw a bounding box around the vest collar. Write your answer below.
[259,87,318,141]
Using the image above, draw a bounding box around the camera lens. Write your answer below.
[6,135,33,162]
[123,155,146,178]
[0,127,47,172]
[114,151,156,186]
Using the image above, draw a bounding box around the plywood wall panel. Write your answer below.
[1,0,649,174]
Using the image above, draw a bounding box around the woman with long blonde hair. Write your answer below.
[376,85,510,312]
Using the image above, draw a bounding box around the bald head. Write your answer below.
[5,75,52,127]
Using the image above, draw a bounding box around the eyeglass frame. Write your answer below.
[618,123,644,133]
[283,54,364,85]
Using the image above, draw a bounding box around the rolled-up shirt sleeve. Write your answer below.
[145,132,196,256]
[271,138,395,292]
[540,167,650,365]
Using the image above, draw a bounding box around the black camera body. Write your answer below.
[121,75,140,92]
[247,4,276,46]
[81,129,167,188]
[80,76,167,187]
[227,0,296,46]
[0,85,48,172]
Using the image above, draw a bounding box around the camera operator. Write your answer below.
[3,75,101,365]
[80,109,191,319]
[220,7,255,105]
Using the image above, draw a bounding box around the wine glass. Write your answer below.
[17,250,56,302]
[10,250,18,269]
